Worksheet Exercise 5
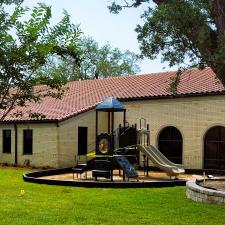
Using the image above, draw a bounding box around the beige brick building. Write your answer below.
[0,67,225,170]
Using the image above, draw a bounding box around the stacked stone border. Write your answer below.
[186,179,225,204]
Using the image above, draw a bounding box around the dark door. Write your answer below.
[78,127,88,155]
[204,126,225,170]
[158,126,183,164]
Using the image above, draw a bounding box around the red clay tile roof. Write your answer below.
[1,67,224,122]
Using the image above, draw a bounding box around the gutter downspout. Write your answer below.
[56,121,60,168]
[14,124,18,165]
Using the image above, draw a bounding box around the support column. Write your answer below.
[95,111,98,151]
[111,112,114,181]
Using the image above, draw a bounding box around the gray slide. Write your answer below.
[137,144,185,177]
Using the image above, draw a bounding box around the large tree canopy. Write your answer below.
[109,0,225,86]
[0,0,81,120]
[35,36,140,82]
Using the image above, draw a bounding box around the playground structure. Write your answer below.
[71,97,185,181]
[24,97,186,187]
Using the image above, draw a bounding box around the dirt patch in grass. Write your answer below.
[0,165,34,171]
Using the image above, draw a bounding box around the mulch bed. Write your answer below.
[202,180,225,192]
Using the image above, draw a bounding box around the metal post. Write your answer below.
[123,110,126,132]
[111,112,114,181]
[143,155,146,176]
[14,124,18,165]
[108,112,111,133]
[147,158,149,177]
[147,124,150,176]
[111,112,114,155]
[95,111,98,152]
[147,124,150,145]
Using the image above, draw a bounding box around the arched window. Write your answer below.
[158,126,183,164]
[204,126,225,170]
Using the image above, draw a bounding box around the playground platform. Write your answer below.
[23,168,203,188]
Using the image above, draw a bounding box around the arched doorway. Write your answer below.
[204,126,225,170]
[158,126,183,164]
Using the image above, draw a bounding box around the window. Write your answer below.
[23,130,33,155]
[78,127,88,155]
[3,130,11,153]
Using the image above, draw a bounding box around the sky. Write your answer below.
[21,0,177,74]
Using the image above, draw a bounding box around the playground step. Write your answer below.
[72,164,87,174]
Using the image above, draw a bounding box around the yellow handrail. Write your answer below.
[86,145,137,158]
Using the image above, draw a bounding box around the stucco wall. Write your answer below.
[0,95,225,169]
[0,123,58,168]
[17,123,58,168]
[114,95,225,169]
[57,110,107,167]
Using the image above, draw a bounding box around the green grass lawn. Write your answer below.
[0,168,224,225]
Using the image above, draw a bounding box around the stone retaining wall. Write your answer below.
[186,179,225,204]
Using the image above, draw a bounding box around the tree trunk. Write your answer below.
[151,0,225,87]
[94,71,99,79]
[152,0,225,38]
[212,0,225,35]
[208,0,225,86]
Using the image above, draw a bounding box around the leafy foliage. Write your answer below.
[109,0,225,87]
[35,36,141,81]
[108,0,149,14]
[0,0,81,120]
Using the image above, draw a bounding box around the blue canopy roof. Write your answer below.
[96,97,125,112]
